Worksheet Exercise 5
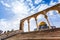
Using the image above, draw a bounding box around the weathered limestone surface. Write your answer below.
[1,28,60,40]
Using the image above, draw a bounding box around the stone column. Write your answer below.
[44,15,51,29]
[28,19,30,32]
[35,17,38,30]
[58,6,60,13]
[20,21,24,31]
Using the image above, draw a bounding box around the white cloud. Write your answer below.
[0,0,60,32]
[0,0,30,32]
[47,11,58,16]
[37,15,44,19]
[0,1,11,7]
[0,19,20,32]
[28,4,50,15]
[58,0,60,3]
[35,0,42,4]
[49,0,57,6]
[38,4,50,12]
[10,1,30,20]
[11,1,29,14]
[0,19,9,31]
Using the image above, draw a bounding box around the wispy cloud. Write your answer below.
[35,0,42,4]
[0,19,19,32]
[58,0,60,3]
[11,1,28,14]
[0,0,30,32]
[0,1,11,7]
[49,0,57,6]
[0,0,60,32]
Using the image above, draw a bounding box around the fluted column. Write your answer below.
[28,19,30,32]
[44,15,51,29]
[35,17,38,30]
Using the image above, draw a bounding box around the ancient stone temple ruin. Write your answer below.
[0,3,60,40]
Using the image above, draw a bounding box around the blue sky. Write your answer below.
[0,0,60,32]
